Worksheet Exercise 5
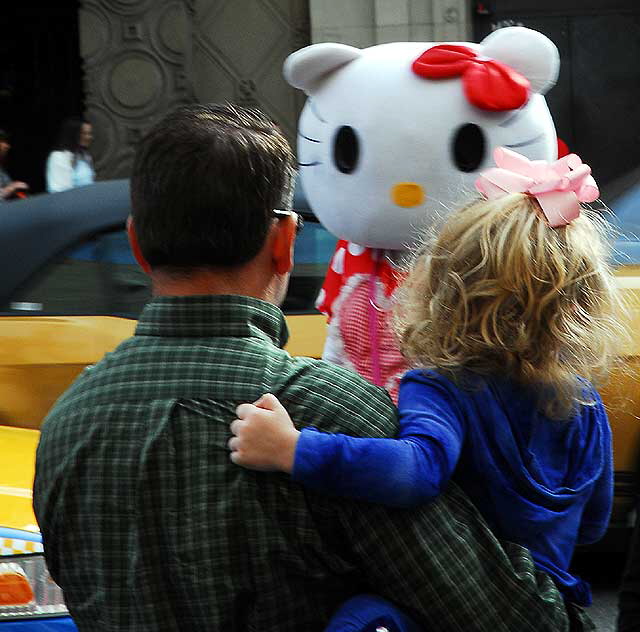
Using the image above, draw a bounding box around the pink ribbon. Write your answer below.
[475,147,599,227]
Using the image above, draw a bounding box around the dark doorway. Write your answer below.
[0,1,83,194]
[473,1,640,194]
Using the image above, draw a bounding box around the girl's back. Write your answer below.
[400,368,611,605]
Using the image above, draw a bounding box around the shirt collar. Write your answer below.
[135,294,289,348]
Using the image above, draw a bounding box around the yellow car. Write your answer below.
[1,180,639,622]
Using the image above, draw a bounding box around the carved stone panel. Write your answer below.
[192,0,310,145]
[80,0,193,180]
[309,0,470,47]
[79,0,309,179]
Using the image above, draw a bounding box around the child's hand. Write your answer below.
[228,393,300,473]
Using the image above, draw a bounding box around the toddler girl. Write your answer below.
[228,147,623,613]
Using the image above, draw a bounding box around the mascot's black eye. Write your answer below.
[333,125,359,174]
[452,123,486,172]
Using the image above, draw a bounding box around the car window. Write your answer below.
[5,221,337,318]
[6,228,151,318]
[283,220,337,313]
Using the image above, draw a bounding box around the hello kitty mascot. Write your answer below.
[285,27,560,400]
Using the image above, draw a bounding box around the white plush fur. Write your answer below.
[285,27,560,251]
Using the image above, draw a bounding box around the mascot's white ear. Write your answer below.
[481,26,560,95]
[283,43,363,93]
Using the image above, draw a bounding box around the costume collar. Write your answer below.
[316,240,402,320]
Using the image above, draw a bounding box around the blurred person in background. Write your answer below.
[46,116,95,193]
[0,129,29,201]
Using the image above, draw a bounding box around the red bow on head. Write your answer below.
[412,44,530,112]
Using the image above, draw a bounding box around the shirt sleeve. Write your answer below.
[292,371,465,507]
[320,481,570,632]
[577,394,613,545]
[46,151,73,193]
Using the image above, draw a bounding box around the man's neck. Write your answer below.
[150,265,278,305]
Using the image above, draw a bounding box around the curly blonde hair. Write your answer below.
[395,193,625,419]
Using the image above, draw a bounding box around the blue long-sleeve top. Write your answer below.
[293,369,613,606]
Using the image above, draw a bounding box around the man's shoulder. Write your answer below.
[283,356,398,439]
[290,353,376,384]
[42,340,139,417]
[43,335,397,440]
[287,353,392,402]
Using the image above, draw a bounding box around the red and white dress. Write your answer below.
[316,240,408,402]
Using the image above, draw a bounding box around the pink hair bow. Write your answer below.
[475,147,599,227]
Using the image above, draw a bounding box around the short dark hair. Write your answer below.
[130,103,296,270]
[54,117,88,152]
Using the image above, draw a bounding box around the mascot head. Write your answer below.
[285,26,560,250]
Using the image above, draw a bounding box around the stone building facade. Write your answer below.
[78,0,469,179]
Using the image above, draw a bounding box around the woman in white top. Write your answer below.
[46,117,95,193]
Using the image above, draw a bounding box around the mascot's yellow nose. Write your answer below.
[391,183,425,208]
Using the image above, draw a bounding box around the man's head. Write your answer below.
[130,103,297,280]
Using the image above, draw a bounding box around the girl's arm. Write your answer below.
[229,375,465,508]
[229,393,300,473]
[577,395,613,545]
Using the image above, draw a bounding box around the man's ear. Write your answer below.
[126,216,152,275]
[271,216,296,275]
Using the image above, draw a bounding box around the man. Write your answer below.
[34,103,579,631]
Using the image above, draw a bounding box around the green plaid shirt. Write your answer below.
[34,295,574,631]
